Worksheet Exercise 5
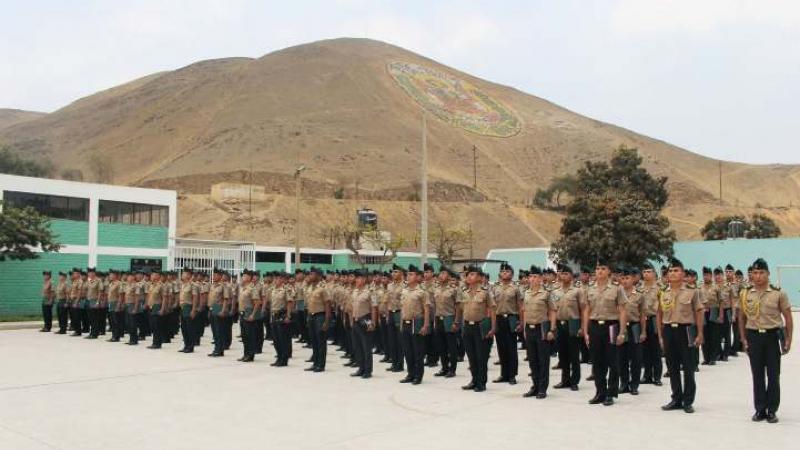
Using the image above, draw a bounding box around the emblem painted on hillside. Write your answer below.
[387,61,521,137]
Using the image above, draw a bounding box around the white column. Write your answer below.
[87,197,99,267]
[285,250,292,273]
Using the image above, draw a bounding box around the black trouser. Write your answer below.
[525,324,552,394]
[354,317,374,375]
[434,317,458,374]
[210,314,224,354]
[556,320,581,386]
[401,321,425,381]
[731,312,742,354]
[223,315,233,350]
[264,312,272,341]
[375,316,386,354]
[126,308,139,344]
[425,327,438,364]
[702,312,721,363]
[41,303,53,330]
[387,313,404,370]
[80,305,89,332]
[89,305,102,337]
[56,302,68,333]
[180,308,195,351]
[112,309,125,340]
[619,324,642,390]
[271,312,290,363]
[463,322,489,388]
[295,309,309,342]
[495,315,519,380]
[720,309,732,357]
[69,303,81,334]
[309,312,328,369]
[241,319,257,358]
[663,324,697,406]
[254,316,264,353]
[643,316,662,381]
[747,329,782,413]
[589,320,620,399]
[149,309,163,347]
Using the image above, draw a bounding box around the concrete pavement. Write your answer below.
[0,317,797,450]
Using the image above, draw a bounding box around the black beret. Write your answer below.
[353,269,368,277]
[736,269,744,276]
[702,267,712,275]
[391,264,405,273]
[499,263,514,273]
[555,263,570,273]
[686,269,697,277]
[595,257,611,268]
[87,267,96,273]
[464,265,481,274]
[423,263,435,272]
[407,264,422,274]
[751,258,769,271]
[713,267,723,275]
[725,264,734,271]
[668,258,684,269]
[641,262,654,271]
[58,271,67,276]
[42,271,51,276]
[528,265,542,275]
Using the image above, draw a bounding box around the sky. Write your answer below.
[1,0,798,164]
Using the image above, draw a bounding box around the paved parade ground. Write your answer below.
[1,318,797,450]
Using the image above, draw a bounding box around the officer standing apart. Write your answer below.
[457,266,497,392]
[657,258,704,414]
[582,260,628,406]
[40,271,54,332]
[739,258,793,423]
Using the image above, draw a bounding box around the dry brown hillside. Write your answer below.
[0,109,46,131]
[2,38,798,252]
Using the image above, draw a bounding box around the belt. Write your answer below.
[403,320,412,324]
[668,323,690,328]
[526,323,541,328]
[751,328,778,334]
[390,310,400,313]
[592,320,618,325]
[466,321,479,325]
[311,312,325,316]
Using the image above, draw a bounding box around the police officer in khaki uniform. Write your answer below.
[398,265,430,385]
[178,269,200,353]
[552,264,584,390]
[207,268,231,357]
[55,272,69,334]
[657,258,704,413]
[40,271,54,332]
[521,266,556,399]
[493,263,522,385]
[640,263,662,385]
[305,267,331,372]
[85,268,102,339]
[433,268,459,378]
[582,259,628,406]
[385,265,406,373]
[107,270,124,342]
[123,272,139,345]
[701,267,722,365]
[268,272,294,366]
[350,269,378,378]
[238,270,262,362]
[619,267,647,395]
[457,266,497,392]
[739,258,793,423]
[146,271,167,349]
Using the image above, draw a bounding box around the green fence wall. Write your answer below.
[0,252,88,316]
[97,223,168,249]
[49,219,89,245]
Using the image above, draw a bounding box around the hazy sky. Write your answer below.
[1,0,798,164]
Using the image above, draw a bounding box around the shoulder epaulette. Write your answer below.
[770,284,781,291]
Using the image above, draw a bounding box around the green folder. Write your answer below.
[630,323,641,344]
[413,317,425,334]
[480,318,491,338]
[211,304,222,315]
[508,314,519,333]
[392,311,402,327]
[568,319,581,337]
[150,304,162,315]
[708,307,720,323]
[540,322,552,341]
[442,315,455,332]
[107,301,117,312]
[687,325,698,347]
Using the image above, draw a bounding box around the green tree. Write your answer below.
[550,146,675,267]
[532,174,577,211]
[700,214,781,240]
[0,145,52,177]
[0,201,61,261]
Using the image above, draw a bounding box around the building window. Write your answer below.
[99,200,169,226]
[130,258,163,273]
[2,190,89,221]
[256,251,286,263]
[289,253,332,265]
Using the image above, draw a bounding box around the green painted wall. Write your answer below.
[0,252,87,316]
[256,262,289,273]
[49,219,88,245]
[96,255,167,272]
[97,223,168,249]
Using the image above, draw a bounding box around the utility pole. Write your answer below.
[472,145,477,190]
[249,168,253,217]
[420,112,429,265]
[718,160,723,206]
[294,166,306,269]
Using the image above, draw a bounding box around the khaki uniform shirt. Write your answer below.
[238,284,256,311]
[660,285,703,324]
[80,279,89,299]
[433,284,458,316]
[552,284,584,321]
[587,282,627,321]
[305,283,330,315]
[41,280,53,304]
[124,282,136,305]
[351,286,377,318]
[742,286,790,330]
[640,283,660,317]
[458,287,495,323]
[622,288,645,322]
[179,282,198,306]
[701,283,719,308]
[208,282,230,308]
[385,281,405,312]
[494,282,522,315]
[400,285,429,321]
[56,280,68,301]
[147,281,167,307]
[270,286,294,313]
[86,278,101,300]
[107,281,121,303]
[522,286,554,325]
[69,279,82,301]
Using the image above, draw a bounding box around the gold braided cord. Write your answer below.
[741,291,760,320]
[659,290,675,312]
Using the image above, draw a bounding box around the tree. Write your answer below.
[532,174,577,211]
[430,222,474,266]
[0,145,52,177]
[87,151,114,183]
[550,146,675,267]
[700,214,781,240]
[0,201,61,261]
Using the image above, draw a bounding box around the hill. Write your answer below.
[0,109,46,131]
[1,38,798,253]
